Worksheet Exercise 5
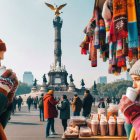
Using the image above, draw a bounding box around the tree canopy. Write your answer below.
[15,82,31,95]
[91,80,132,97]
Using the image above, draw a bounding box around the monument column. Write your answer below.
[53,16,62,67]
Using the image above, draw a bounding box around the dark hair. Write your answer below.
[85,89,90,94]
[63,95,67,99]
[74,93,78,97]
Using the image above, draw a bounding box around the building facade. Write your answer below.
[97,76,107,84]
[23,71,34,85]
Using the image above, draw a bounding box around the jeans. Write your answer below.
[62,119,67,131]
[73,112,80,116]
[46,118,55,136]
[39,108,44,121]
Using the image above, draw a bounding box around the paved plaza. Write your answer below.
[5,106,63,140]
[5,103,98,140]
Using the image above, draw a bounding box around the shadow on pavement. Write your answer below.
[12,114,39,117]
[8,122,42,125]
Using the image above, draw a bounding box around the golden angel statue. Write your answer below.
[45,3,67,16]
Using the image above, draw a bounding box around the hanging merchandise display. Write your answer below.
[80,0,140,75]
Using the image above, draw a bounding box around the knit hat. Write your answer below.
[129,59,140,76]
[47,90,54,95]
[0,39,6,51]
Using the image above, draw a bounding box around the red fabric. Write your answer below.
[43,94,58,119]
[0,39,6,52]
[90,38,97,67]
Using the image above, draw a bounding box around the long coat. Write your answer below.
[71,96,83,113]
[82,94,93,116]
[57,99,70,120]
[43,94,58,119]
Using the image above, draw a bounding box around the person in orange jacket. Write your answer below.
[0,39,18,140]
[44,90,59,138]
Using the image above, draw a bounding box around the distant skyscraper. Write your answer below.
[23,72,34,85]
[97,76,107,84]
[126,71,132,81]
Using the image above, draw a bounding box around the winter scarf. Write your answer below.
[90,37,97,67]
[80,35,90,55]
[84,18,96,37]
[116,40,126,68]
[122,38,128,56]
[94,7,100,49]
[127,0,139,48]
[112,0,128,41]
[102,0,112,44]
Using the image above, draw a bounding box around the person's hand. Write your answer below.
[119,95,133,113]
[119,95,140,123]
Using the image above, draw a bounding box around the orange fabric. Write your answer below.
[0,123,7,140]
[43,94,58,119]
[129,127,136,140]
[127,0,137,22]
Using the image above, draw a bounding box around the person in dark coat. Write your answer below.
[12,95,17,114]
[38,93,44,121]
[57,95,70,131]
[106,96,111,106]
[17,96,23,111]
[71,93,83,116]
[82,90,94,117]
[44,90,59,138]
[26,96,32,112]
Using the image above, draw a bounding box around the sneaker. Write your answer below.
[50,132,58,135]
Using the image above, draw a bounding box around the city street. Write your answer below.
[5,107,63,140]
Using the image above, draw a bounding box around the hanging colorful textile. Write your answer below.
[80,35,90,55]
[102,0,112,43]
[84,18,96,37]
[112,0,128,41]
[90,37,97,67]
[94,7,100,49]
[127,0,139,48]
[122,38,128,56]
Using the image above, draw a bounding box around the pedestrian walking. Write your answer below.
[44,90,59,138]
[26,96,32,112]
[71,93,82,116]
[38,93,44,121]
[17,96,23,111]
[82,90,94,117]
[57,95,70,131]
[12,95,17,114]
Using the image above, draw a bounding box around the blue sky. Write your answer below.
[0,0,127,88]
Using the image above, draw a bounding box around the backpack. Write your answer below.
[38,97,43,108]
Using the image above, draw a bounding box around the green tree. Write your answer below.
[15,81,31,95]
[90,80,132,98]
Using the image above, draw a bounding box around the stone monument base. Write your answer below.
[68,82,75,92]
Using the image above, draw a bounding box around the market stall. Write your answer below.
[61,0,140,139]
[62,104,127,140]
